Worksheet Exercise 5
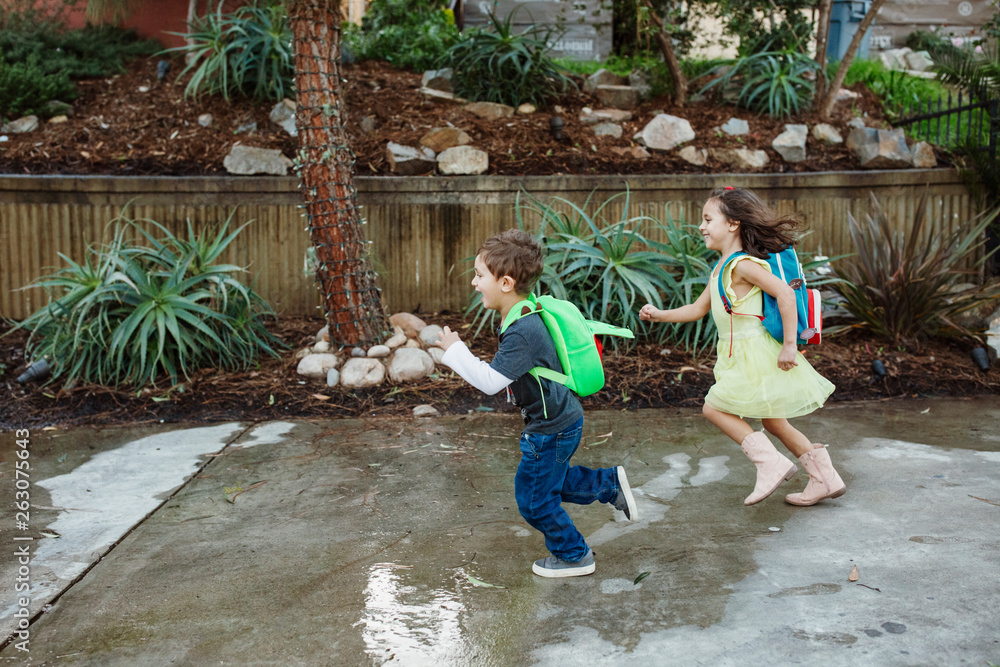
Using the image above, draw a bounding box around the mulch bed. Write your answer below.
[1,314,996,430]
[0,56,943,177]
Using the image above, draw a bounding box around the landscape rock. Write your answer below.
[879,47,912,71]
[48,115,68,124]
[437,146,489,175]
[583,69,624,94]
[388,348,435,382]
[339,357,386,388]
[197,113,213,127]
[772,124,808,163]
[427,346,446,365]
[847,127,912,168]
[710,147,769,169]
[596,85,640,110]
[385,331,407,349]
[912,141,937,168]
[678,145,708,166]
[720,118,749,136]
[418,324,444,347]
[389,312,427,338]
[2,116,39,134]
[413,404,440,417]
[905,50,935,73]
[385,142,436,175]
[847,117,866,130]
[350,347,367,358]
[592,123,623,138]
[405,339,421,348]
[326,368,340,387]
[634,114,695,151]
[421,68,453,93]
[420,127,472,152]
[421,87,466,104]
[297,353,341,379]
[628,71,651,99]
[579,108,632,125]
[517,103,536,115]
[812,123,843,145]
[312,340,330,353]
[367,345,391,358]
[359,116,377,133]
[464,101,514,120]
[315,325,329,342]
[269,98,297,136]
[223,144,293,176]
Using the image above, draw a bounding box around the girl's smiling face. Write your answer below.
[700,198,738,252]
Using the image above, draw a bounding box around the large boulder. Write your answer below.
[389,312,428,338]
[772,124,808,163]
[223,145,292,176]
[437,146,489,175]
[847,127,912,168]
[339,357,386,388]
[634,114,695,151]
[388,348,435,382]
[297,353,341,379]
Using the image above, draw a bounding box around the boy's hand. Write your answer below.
[437,326,462,351]
[639,304,661,322]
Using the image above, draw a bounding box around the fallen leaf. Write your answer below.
[920,408,930,414]
[848,564,859,582]
[467,574,506,589]
[311,393,331,401]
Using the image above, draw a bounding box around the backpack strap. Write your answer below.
[499,295,541,334]
[716,251,748,315]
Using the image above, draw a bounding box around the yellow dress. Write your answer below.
[704,256,835,419]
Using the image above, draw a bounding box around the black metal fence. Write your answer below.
[894,92,1000,164]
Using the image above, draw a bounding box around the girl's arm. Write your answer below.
[733,260,799,371]
[639,287,711,323]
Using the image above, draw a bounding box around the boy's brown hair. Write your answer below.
[478,229,544,296]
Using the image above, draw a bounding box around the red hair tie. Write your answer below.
[724,186,734,190]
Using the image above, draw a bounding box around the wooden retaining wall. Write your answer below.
[0,170,974,320]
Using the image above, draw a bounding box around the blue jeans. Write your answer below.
[514,417,620,562]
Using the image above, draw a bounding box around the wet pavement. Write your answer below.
[1,397,999,666]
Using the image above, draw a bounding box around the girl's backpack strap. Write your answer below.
[716,251,748,314]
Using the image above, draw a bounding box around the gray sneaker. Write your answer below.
[532,550,596,578]
[612,465,638,521]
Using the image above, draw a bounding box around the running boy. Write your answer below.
[436,229,638,578]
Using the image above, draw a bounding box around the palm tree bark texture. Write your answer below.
[289,0,388,346]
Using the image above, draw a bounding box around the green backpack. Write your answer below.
[499,294,634,401]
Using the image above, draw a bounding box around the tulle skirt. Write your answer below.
[705,331,835,419]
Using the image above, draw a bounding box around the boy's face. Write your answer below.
[472,254,514,311]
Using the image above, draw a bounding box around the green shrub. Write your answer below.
[0,24,160,80]
[343,0,458,71]
[11,210,283,389]
[445,10,574,108]
[167,1,294,101]
[701,49,820,118]
[0,53,76,118]
[832,193,1000,348]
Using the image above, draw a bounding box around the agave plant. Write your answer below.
[700,48,821,118]
[165,0,294,101]
[12,209,283,388]
[832,193,1000,348]
[444,9,574,108]
[466,189,680,348]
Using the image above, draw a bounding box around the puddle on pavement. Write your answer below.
[356,562,469,664]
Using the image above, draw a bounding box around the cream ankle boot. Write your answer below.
[740,431,798,506]
[784,446,847,506]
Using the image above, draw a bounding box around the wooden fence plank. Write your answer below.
[0,171,978,320]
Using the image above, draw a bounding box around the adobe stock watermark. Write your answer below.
[12,428,32,652]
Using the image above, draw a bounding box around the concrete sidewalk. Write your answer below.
[1,397,999,666]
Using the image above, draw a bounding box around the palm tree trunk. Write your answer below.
[289,0,388,346]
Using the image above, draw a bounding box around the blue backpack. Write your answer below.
[717,247,821,345]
